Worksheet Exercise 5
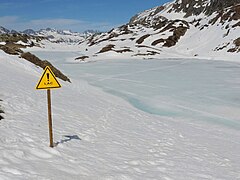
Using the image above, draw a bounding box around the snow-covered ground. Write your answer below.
[1,49,240,180]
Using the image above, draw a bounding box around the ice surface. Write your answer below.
[31,51,240,129]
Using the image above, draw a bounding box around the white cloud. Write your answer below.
[0,16,118,32]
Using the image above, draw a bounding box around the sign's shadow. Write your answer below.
[56,135,81,146]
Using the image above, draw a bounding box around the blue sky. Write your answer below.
[0,0,171,32]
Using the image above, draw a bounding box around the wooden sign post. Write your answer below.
[47,89,54,147]
[36,66,61,148]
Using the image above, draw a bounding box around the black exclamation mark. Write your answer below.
[47,73,50,84]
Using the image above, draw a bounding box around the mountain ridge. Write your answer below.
[75,0,239,61]
[0,27,96,44]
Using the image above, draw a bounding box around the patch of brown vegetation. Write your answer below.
[21,52,71,82]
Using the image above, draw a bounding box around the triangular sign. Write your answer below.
[36,66,61,90]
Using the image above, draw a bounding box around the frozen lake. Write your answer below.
[32,51,240,129]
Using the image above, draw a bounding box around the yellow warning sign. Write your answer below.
[36,66,61,90]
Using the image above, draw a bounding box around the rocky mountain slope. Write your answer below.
[76,0,240,61]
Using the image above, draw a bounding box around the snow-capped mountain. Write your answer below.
[35,28,84,44]
[77,0,240,61]
[22,29,37,35]
[0,27,92,44]
[0,26,10,34]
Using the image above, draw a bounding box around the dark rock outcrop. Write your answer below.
[205,0,240,15]
[98,44,115,53]
[171,0,240,17]
[21,52,71,82]
[0,99,4,120]
[75,56,89,61]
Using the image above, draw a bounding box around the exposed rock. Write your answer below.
[215,43,230,51]
[233,21,240,28]
[136,34,150,44]
[171,0,207,17]
[75,56,89,61]
[205,0,240,15]
[228,38,240,52]
[0,44,23,55]
[21,52,71,82]
[134,50,159,56]
[129,12,168,29]
[115,48,133,53]
[234,37,240,46]
[97,44,133,54]
[0,100,4,120]
[98,44,115,53]
[152,21,189,47]
[118,25,133,34]
[151,39,165,46]
[0,33,42,55]
[88,25,134,47]
[209,4,240,25]
[171,0,240,17]
[0,33,70,83]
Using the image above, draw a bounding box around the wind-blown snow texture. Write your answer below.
[1,46,240,179]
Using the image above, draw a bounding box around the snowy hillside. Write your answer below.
[76,0,240,61]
